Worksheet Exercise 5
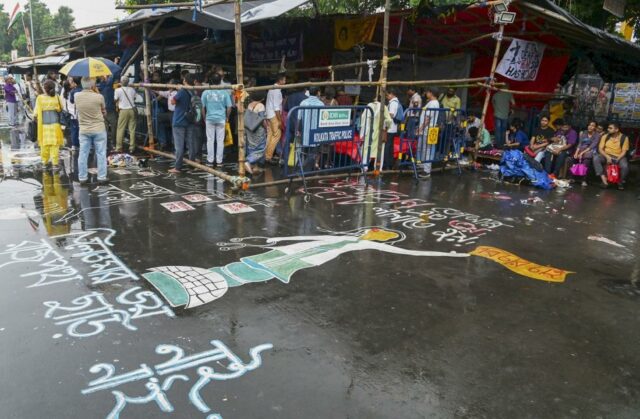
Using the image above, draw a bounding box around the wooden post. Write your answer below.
[479,24,505,156]
[375,0,391,174]
[234,0,247,179]
[142,23,155,148]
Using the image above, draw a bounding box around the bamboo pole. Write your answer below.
[115,0,232,10]
[142,147,244,187]
[142,24,155,149]
[244,55,401,75]
[479,83,574,98]
[375,0,391,174]
[9,47,79,65]
[479,23,505,159]
[234,0,247,178]
[132,77,493,93]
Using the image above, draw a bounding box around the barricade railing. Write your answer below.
[282,105,375,200]
[394,107,466,178]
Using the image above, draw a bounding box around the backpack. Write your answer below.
[391,98,405,124]
[185,91,203,124]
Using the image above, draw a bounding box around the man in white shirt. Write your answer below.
[406,87,422,110]
[418,88,441,178]
[114,76,138,153]
[265,73,286,163]
[384,88,402,170]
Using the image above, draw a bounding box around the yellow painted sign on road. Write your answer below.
[471,246,573,283]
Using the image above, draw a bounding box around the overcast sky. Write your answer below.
[42,0,126,29]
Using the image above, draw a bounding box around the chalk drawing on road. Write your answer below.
[44,286,175,338]
[82,339,272,418]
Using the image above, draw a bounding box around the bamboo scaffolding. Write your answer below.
[115,0,232,10]
[244,55,401,75]
[478,24,505,155]
[234,0,247,178]
[477,83,574,98]
[132,77,492,93]
[142,24,155,148]
[375,0,391,174]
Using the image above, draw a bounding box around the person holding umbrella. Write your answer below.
[60,58,119,185]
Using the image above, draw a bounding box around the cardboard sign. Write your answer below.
[161,201,195,213]
[183,194,212,203]
[218,203,256,214]
[496,38,545,81]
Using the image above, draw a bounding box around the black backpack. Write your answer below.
[185,91,203,124]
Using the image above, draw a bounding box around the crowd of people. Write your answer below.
[2,67,637,193]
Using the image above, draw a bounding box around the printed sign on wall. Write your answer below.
[496,38,545,81]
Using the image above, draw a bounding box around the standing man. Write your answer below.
[441,87,461,111]
[385,88,402,170]
[593,122,630,190]
[168,73,197,174]
[74,77,108,185]
[202,73,233,167]
[491,86,515,148]
[407,86,422,109]
[114,76,138,154]
[4,76,19,126]
[265,73,286,163]
[418,88,441,179]
[98,75,118,150]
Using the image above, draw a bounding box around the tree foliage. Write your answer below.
[0,0,76,62]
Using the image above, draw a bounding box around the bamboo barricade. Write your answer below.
[477,83,574,98]
[132,77,492,93]
[141,147,248,188]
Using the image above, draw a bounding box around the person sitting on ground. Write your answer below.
[593,122,630,190]
[543,119,577,177]
[244,91,268,175]
[470,126,492,151]
[504,118,529,150]
[571,120,600,186]
[34,80,64,171]
[526,115,554,162]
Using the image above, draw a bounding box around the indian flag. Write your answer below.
[7,2,22,31]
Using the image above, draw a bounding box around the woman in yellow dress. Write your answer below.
[34,80,64,170]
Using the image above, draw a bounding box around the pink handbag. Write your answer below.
[569,160,588,177]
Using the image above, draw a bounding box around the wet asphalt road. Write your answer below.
[0,128,639,419]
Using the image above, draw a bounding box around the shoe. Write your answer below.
[581,181,588,187]
[78,179,89,187]
[418,171,431,179]
[168,168,181,174]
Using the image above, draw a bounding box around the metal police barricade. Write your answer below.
[395,107,466,179]
[283,105,375,201]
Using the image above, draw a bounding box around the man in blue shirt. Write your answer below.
[169,73,196,173]
[201,73,232,166]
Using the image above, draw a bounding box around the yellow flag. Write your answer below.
[334,17,378,51]
[471,246,573,283]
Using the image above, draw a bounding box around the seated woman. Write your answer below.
[571,120,600,186]
[244,91,268,175]
[504,118,529,150]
